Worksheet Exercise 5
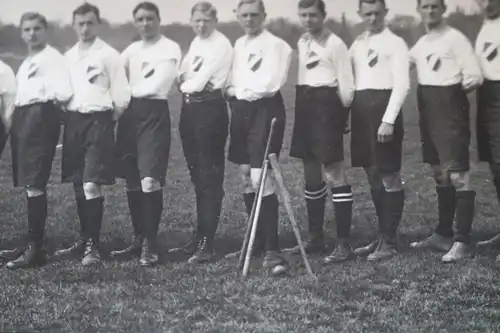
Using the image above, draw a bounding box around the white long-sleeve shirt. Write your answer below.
[350,28,410,124]
[297,29,354,107]
[0,60,16,127]
[411,24,483,88]
[229,29,292,102]
[475,17,500,81]
[122,36,181,100]
[65,37,131,116]
[179,30,233,94]
[15,45,73,108]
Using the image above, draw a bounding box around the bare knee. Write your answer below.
[239,164,253,193]
[324,161,347,187]
[251,168,274,196]
[382,172,403,192]
[141,177,162,193]
[26,187,45,198]
[83,182,102,199]
[450,171,471,191]
[432,165,451,187]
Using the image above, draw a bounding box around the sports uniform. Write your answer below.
[170,29,232,263]
[227,28,292,273]
[6,45,72,268]
[110,35,181,265]
[349,27,410,260]
[56,37,131,264]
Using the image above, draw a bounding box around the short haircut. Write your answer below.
[298,0,327,17]
[72,2,101,23]
[191,1,218,19]
[133,1,161,19]
[19,12,48,28]
[236,0,266,14]
[358,0,386,8]
[416,0,445,6]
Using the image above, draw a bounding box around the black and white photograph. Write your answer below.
[0,0,499,331]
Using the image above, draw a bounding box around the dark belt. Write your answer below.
[183,89,223,104]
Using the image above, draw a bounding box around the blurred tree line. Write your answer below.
[0,9,484,56]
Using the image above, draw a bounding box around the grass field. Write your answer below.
[1,55,500,332]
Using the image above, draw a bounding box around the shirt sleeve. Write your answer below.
[133,44,181,98]
[453,32,483,89]
[0,66,17,128]
[105,50,131,116]
[333,40,355,108]
[180,40,234,94]
[120,45,132,80]
[237,40,292,101]
[382,39,410,124]
[46,52,73,104]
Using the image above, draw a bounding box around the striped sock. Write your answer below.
[332,185,353,238]
[304,182,327,235]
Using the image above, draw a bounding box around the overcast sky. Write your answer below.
[0,0,479,25]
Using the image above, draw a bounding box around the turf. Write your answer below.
[1,64,500,332]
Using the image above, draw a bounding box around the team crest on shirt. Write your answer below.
[141,61,155,78]
[367,49,378,67]
[87,64,107,87]
[426,53,442,71]
[27,62,38,79]
[305,50,320,70]
[248,52,263,72]
[483,42,498,62]
[192,56,204,72]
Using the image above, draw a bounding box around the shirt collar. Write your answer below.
[301,28,332,47]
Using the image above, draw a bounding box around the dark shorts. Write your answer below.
[116,98,171,186]
[179,91,228,199]
[228,92,286,168]
[0,120,7,158]
[10,102,61,189]
[417,84,470,172]
[290,85,348,164]
[351,89,404,174]
[61,111,116,185]
[477,80,500,164]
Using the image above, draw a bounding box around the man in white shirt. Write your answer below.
[283,0,355,263]
[53,3,131,266]
[474,0,500,258]
[168,2,232,264]
[226,0,292,276]
[1,12,73,269]
[109,2,181,267]
[0,59,17,261]
[349,0,410,261]
[409,0,483,263]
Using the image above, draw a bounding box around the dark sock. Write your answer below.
[454,190,475,245]
[260,194,280,252]
[383,189,405,246]
[27,194,47,247]
[86,197,104,244]
[142,190,164,241]
[75,196,87,240]
[243,192,256,216]
[370,188,385,234]
[435,186,456,238]
[331,185,353,239]
[304,182,327,236]
[243,192,265,247]
[126,190,143,238]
